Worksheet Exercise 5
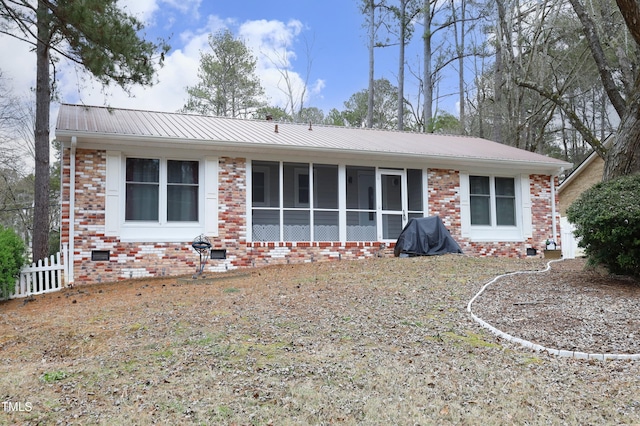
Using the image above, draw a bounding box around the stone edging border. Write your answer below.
[467,259,640,361]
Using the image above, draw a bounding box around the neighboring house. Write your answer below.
[56,104,572,285]
[558,149,605,258]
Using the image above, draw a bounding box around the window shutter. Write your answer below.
[459,172,470,237]
[105,151,121,236]
[204,157,219,236]
[521,175,533,238]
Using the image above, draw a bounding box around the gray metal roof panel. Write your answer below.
[56,104,571,169]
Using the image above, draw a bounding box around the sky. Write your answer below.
[0,0,404,117]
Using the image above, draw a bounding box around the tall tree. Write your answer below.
[388,0,421,130]
[182,29,265,118]
[422,0,435,133]
[360,0,390,128]
[0,0,168,262]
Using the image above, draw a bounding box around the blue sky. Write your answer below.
[0,0,456,118]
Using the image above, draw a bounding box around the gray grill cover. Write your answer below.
[394,216,463,257]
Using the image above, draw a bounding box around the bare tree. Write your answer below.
[263,35,316,122]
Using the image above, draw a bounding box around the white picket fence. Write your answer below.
[1,244,68,300]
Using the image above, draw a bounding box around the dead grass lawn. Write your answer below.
[1,255,639,425]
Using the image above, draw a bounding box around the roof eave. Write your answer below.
[56,130,571,175]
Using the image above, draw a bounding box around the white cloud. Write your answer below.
[236,19,314,112]
[117,0,202,26]
[117,0,160,24]
[1,5,321,121]
[0,36,36,98]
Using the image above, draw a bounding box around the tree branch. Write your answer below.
[518,80,608,158]
[568,0,627,118]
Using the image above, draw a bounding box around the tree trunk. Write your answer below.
[422,0,433,133]
[452,0,466,133]
[604,74,640,180]
[33,0,51,262]
[367,0,375,128]
[397,0,406,131]
[492,0,505,143]
[569,0,626,119]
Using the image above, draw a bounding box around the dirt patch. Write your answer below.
[1,255,639,425]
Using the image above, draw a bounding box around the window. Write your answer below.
[470,175,516,226]
[126,158,159,221]
[470,176,490,225]
[125,158,199,223]
[495,177,516,226]
[105,152,215,242]
[167,160,199,221]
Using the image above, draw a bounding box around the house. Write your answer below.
[558,149,605,258]
[56,104,572,285]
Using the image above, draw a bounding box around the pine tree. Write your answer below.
[182,29,265,118]
[0,0,169,261]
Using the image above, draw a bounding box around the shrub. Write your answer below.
[0,226,26,297]
[566,173,640,278]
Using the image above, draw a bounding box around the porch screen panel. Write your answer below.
[284,163,309,208]
[252,209,280,241]
[252,161,280,241]
[167,160,199,221]
[125,158,159,221]
[313,164,339,241]
[282,163,310,241]
[313,164,338,209]
[252,161,279,207]
[314,211,339,241]
[346,166,376,241]
[284,210,310,241]
[407,169,423,215]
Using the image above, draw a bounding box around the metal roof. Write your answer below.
[56,104,571,172]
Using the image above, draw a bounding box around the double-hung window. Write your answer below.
[469,176,516,227]
[126,158,160,221]
[125,158,199,223]
[167,160,199,222]
[105,151,215,242]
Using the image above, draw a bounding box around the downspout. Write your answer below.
[68,136,76,287]
[550,173,558,244]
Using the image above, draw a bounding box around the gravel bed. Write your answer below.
[472,258,640,355]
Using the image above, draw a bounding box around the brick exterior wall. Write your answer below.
[61,149,561,285]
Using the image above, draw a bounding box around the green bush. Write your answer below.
[566,173,640,278]
[0,226,26,297]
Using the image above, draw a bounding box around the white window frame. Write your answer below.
[460,172,530,242]
[105,151,218,242]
